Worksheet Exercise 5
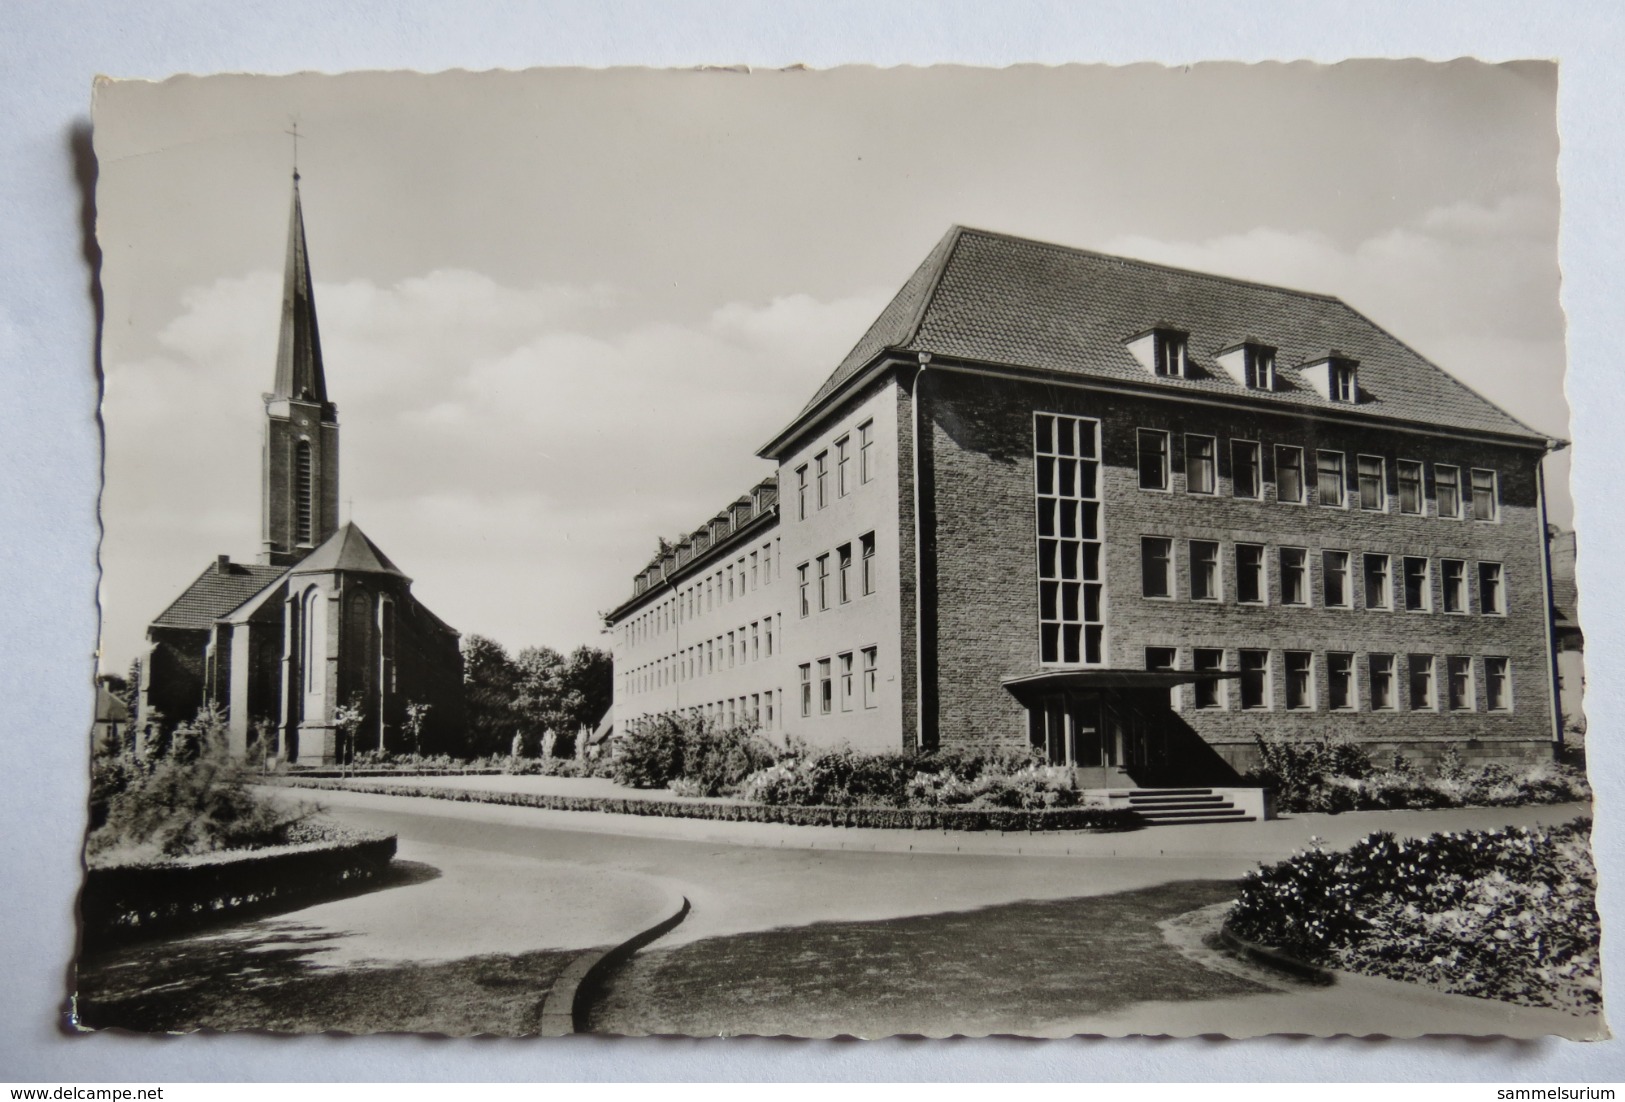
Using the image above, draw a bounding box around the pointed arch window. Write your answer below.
[294,440,315,545]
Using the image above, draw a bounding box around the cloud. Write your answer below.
[99,272,890,668]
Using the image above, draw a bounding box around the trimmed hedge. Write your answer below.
[81,832,397,947]
[277,777,1146,833]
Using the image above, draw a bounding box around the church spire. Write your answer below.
[261,171,340,566]
[271,173,327,403]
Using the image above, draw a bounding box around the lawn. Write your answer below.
[76,925,576,1036]
[585,879,1262,1037]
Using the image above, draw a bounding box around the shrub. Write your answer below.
[1227,820,1600,1012]
[88,705,315,863]
[739,742,1073,810]
[611,715,777,795]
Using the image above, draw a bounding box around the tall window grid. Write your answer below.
[1035,413,1104,665]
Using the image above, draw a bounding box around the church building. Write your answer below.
[609,226,1569,788]
[140,175,464,765]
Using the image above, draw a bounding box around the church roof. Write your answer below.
[288,522,408,578]
[271,175,328,404]
[770,226,1549,454]
[149,561,289,631]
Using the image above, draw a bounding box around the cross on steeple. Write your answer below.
[285,120,301,181]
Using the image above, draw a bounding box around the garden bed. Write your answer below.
[278,776,1145,833]
[1224,820,1600,1013]
[81,826,397,947]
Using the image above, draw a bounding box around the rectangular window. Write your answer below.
[1403,557,1431,612]
[766,617,775,657]
[1331,361,1358,402]
[1037,414,1104,665]
[860,532,876,595]
[750,551,759,590]
[763,541,773,583]
[1370,653,1397,711]
[728,631,735,668]
[1239,650,1270,710]
[1142,537,1174,599]
[799,663,812,717]
[1185,434,1217,494]
[1409,654,1435,711]
[1145,646,1176,672]
[815,452,829,509]
[796,465,809,520]
[1275,445,1305,504]
[1154,330,1188,376]
[766,691,776,727]
[838,543,853,603]
[836,435,851,497]
[1364,553,1392,610]
[816,554,830,611]
[1328,652,1355,711]
[1232,440,1262,499]
[1316,450,1346,507]
[1435,464,1462,519]
[818,658,833,715]
[1236,543,1265,604]
[1138,429,1170,490]
[751,693,761,727]
[1285,651,1313,710]
[1398,460,1424,515]
[839,651,854,711]
[1193,648,1224,709]
[1442,559,1466,613]
[1478,561,1505,615]
[1471,468,1499,521]
[1244,345,1275,390]
[1190,540,1220,601]
[1485,657,1511,711]
[1280,547,1308,606]
[752,621,760,661]
[862,646,878,708]
[1358,455,1386,511]
[1323,550,1351,608]
[859,420,874,484]
[1447,656,1474,711]
[797,563,810,617]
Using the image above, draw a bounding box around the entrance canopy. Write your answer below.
[1000,668,1238,706]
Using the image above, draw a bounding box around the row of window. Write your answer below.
[1136,431,1500,520]
[1139,539,1508,615]
[1145,646,1514,714]
[797,532,878,617]
[795,420,876,520]
[1036,413,1105,665]
[636,691,785,732]
[798,647,881,716]
[622,614,783,694]
[623,536,781,650]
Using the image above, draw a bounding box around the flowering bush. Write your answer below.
[1227,820,1600,1013]
[88,705,316,863]
[612,715,778,795]
[738,742,1073,810]
[1246,735,1590,814]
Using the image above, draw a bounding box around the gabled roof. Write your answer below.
[271,175,328,404]
[149,562,289,631]
[288,522,408,579]
[779,226,1548,450]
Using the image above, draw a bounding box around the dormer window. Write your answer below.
[1124,325,1191,379]
[1215,340,1276,391]
[1330,359,1357,402]
[1300,353,1361,404]
[1243,344,1275,390]
[1153,330,1188,377]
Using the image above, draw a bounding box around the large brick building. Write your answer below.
[608,227,1567,785]
[141,174,464,764]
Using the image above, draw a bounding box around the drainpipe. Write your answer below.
[1536,445,1566,755]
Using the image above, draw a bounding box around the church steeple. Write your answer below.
[260,172,340,567]
[271,173,328,403]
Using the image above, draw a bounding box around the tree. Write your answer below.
[461,634,521,757]
[564,645,613,735]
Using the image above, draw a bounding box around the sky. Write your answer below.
[92,61,1567,674]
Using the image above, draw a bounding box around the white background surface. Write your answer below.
[3,0,1623,1082]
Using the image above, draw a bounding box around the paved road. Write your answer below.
[254,787,1596,1040]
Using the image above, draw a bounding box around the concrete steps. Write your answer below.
[1109,787,1259,825]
